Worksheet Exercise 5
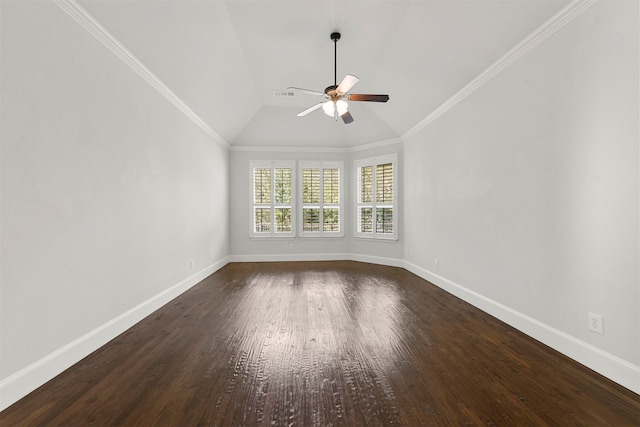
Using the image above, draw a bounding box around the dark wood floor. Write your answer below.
[2,261,638,426]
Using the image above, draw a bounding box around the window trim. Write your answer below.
[354,153,398,241]
[250,160,296,239]
[299,161,344,238]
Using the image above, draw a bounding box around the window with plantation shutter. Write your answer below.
[355,154,397,240]
[300,161,343,237]
[250,161,295,238]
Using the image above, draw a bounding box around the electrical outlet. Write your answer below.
[289,243,294,250]
[588,313,603,334]
[435,258,440,269]
[190,259,194,270]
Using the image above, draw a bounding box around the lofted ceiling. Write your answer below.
[77,0,570,149]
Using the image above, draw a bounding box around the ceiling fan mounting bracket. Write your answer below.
[330,32,341,42]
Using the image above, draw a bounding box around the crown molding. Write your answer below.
[53,0,230,149]
[348,137,403,152]
[402,0,599,141]
[229,137,403,153]
[230,145,350,153]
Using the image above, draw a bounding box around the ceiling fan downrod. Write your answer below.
[331,32,340,86]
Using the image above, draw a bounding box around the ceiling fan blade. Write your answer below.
[348,94,389,102]
[337,74,359,94]
[287,87,324,96]
[341,110,354,124]
[297,102,324,117]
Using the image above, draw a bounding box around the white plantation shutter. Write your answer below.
[356,165,373,233]
[355,154,397,240]
[250,161,295,238]
[253,167,271,232]
[375,163,393,234]
[300,161,343,237]
[302,168,320,232]
[323,168,340,232]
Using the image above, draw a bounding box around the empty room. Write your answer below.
[1,0,638,425]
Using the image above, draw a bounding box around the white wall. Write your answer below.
[403,0,638,391]
[0,0,230,407]
[229,142,404,264]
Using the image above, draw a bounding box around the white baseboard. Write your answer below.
[350,253,404,268]
[403,260,640,395]
[228,253,404,268]
[0,257,230,411]
[228,253,351,263]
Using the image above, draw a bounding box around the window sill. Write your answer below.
[354,235,398,242]
[249,235,296,240]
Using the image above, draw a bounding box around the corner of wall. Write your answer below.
[0,257,230,411]
[403,261,640,395]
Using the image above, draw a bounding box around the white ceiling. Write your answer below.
[78,0,570,148]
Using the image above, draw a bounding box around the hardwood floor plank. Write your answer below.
[1,261,638,426]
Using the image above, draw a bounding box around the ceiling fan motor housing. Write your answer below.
[324,85,341,101]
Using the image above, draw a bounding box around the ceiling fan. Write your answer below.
[288,32,389,124]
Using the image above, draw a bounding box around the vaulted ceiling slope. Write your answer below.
[78,0,570,148]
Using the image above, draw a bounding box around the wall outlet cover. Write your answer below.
[588,312,604,334]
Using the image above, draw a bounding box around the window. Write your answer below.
[300,161,343,237]
[251,161,295,238]
[355,154,397,240]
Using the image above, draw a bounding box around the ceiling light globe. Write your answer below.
[322,101,335,117]
[336,100,348,116]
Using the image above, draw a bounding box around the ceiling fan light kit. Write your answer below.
[287,32,389,124]
[323,99,348,117]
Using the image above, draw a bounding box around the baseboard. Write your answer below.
[228,253,404,268]
[228,253,351,262]
[0,257,230,411]
[349,253,405,268]
[403,260,640,395]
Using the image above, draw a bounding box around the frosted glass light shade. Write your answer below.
[336,100,348,116]
[322,100,349,117]
[322,101,334,116]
